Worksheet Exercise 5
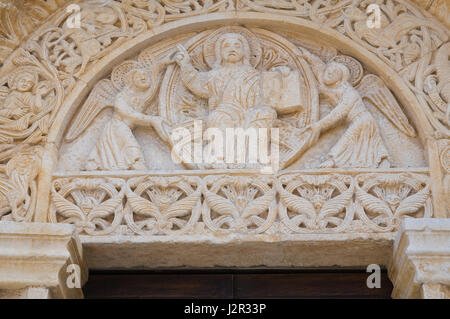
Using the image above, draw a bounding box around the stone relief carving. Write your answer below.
[0,1,447,140]
[301,49,416,168]
[168,26,316,169]
[50,171,431,235]
[0,50,60,147]
[423,43,450,138]
[0,0,65,63]
[0,146,43,222]
[0,0,446,228]
[65,56,171,170]
[62,26,418,171]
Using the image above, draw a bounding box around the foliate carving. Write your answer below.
[237,0,310,17]
[50,171,432,236]
[0,0,65,63]
[422,43,450,138]
[235,0,449,137]
[125,176,202,235]
[202,175,276,234]
[50,177,125,235]
[0,146,43,222]
[277,174,354,233]
[355,173,432,232]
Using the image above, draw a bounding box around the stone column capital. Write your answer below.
[0,222,87,299]
[389,218,450,298]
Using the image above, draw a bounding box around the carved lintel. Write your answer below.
[0,221,87,299]
[389,218,450,299]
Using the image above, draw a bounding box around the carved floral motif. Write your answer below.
[50,172,432,235]
[0,0,446,226]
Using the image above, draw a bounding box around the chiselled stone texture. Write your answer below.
[411,0,449,28]
[50,171,432,236]
[0,222,87,298]
[0,0,448,299]
[389,218,450,299]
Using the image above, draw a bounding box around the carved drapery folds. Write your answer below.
[0,0,447,231]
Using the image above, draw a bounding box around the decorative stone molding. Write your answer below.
[411,0,449,28]
[389,218,450,298]
[0,1,448,299]
[50,170,432,236]
[0,221,87,299]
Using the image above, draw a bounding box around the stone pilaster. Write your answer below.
[389,218,450,299]
[0,222,87,299]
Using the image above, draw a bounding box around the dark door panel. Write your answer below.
[83,270,392,299]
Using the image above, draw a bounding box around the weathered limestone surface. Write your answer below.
[0,0,448,298]
[0,222,87,299]
[389,218,450,298]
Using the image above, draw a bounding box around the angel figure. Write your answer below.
[300,49,416,168]
[66,62,170,171]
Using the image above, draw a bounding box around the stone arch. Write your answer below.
[0,1,447,224]
[0,1,449,299]
[48,12,436,144]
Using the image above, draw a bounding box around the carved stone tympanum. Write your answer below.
[0,0,448,298]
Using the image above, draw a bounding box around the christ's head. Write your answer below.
[214,33,251,66]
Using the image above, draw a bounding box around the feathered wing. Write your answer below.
[242,188,275,219]
[51,189,85,221]
[394,185,430,218]
[65,79,118,142]
[278,185,316,220]
[355,185,393,217]
[318,183,353,220]
[203,189,239,219]
[357,74,416,137]
[165,189,201,219]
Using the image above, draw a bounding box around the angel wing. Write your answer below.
[394,185,430,218]
[165,189,201,219]
[318,183,353,220]
[277,185,316,220]
[242,188,275,219]
[65,79,118,142]
[357,74,416,137]
[203,189,239,219]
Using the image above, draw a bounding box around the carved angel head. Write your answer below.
[323,62,351,87]
[214,33,251,66]
[125,68,152,91]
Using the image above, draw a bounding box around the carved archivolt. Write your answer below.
[0,0,448,228]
